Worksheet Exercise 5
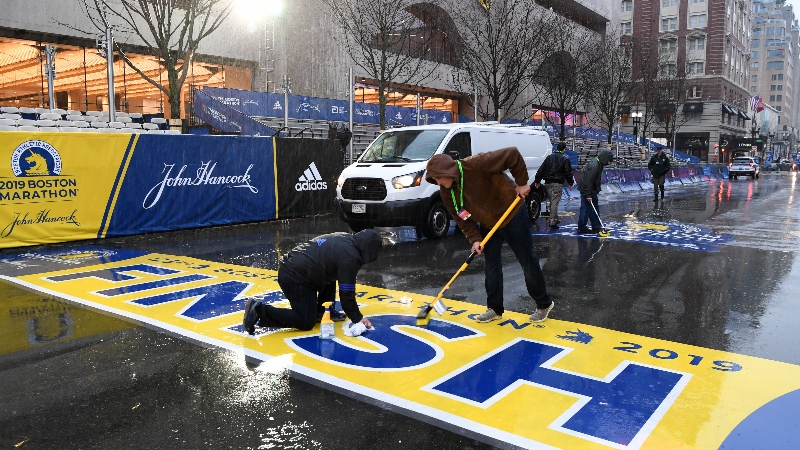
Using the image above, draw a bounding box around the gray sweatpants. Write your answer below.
[546,183,563,226]
[652,175,665,198]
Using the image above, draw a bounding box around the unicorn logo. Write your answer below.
[556,329,593,344]
[11,140,62,177]
[24,150,51,176]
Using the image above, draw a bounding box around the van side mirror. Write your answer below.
[448,151,460,160]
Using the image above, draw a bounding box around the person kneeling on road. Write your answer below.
[425,147,554,324]
[243,229,382,335]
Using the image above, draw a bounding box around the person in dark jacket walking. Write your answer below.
[577,150,614,234]
[243,229,382,334]
[425,147,554,324]
[533,142,575,228]
[648,147,671,201]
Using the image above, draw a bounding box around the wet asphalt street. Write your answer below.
[1,171,799,449]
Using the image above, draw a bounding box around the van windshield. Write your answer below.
[359,130,448,163]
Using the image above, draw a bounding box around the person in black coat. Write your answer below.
[648,148,671,201]
[577,150,614,233]
[243,229,382,334]
[533,142,575,228]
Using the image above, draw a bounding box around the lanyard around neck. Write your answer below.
[449,160,464,211]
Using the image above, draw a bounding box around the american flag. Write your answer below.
[749,95,765,113]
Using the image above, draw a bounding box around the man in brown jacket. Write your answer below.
[425,147,554,323]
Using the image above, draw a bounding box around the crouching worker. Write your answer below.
[243,229,383,334]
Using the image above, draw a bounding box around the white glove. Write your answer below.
[342,320,373,337]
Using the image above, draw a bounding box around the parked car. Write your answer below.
[729,157,760,179]
[336,123,551,239]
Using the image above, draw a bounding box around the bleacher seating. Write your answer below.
[0,108,182,134]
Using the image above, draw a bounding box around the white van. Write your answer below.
[335,123,552,239]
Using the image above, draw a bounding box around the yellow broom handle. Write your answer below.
[479,196,522,247]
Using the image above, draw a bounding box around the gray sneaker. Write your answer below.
[529,301,554,323]
[475,309,502,323]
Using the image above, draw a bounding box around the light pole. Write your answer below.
[238,0,284,92]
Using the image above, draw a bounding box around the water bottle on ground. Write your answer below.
[320,303,334,339]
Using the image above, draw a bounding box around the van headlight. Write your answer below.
[337,173,345,187]
[391,170,424,189]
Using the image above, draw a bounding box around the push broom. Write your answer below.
[416,196,522,326]
[588,199,611,237]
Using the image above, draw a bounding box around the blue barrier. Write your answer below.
[193,89,276,136]
[202,87,452,127]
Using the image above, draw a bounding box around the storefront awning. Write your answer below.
[683,103,704,113]
[618,105,631,115]
[722,104,736,115]
[738,109,750,120]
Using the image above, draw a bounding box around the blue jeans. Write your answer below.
[578,193,601,229]
[260,272,336,331]
[481,206,551,315]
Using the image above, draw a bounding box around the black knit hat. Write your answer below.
[556,142,567,151]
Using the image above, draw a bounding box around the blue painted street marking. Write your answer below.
[94,274,213,297]
[287,315,481,371]
[426,338,688,447]
[45,264,180,282]
[130,280,253,321]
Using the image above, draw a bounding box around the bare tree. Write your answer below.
[449,0,547,121]
[324,0,445,129]
[533,13,602,142]
[652,69,690,151]
[626,39,663,147]
[79,0,234,119]
[586,29,630,147]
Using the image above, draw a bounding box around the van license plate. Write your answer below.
[352,204,366,214]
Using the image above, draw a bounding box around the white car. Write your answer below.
[336,123,552,239]
[728,157,760,179]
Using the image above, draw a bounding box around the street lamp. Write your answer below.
[631,111,642,145]
[237,0,284,92]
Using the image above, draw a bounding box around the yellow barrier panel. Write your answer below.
[0,133,135,248]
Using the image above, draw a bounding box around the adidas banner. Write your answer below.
[275,138,343,219]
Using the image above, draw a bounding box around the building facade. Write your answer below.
[749,0,800,160]
[0,0,611,123]
[621,0,754,163]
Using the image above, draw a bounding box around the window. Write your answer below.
[621,0,632,11]
[770,95,776,101]
[751,62,759,70]
[660,64,677,77]
[689,85,703,98]
[777,95,783,101]
[752,75,758,81]
[752,39,760,47]
[767,27,775,36]
[622,22,632,35]
[662,0,677,6]
[662,17,678,31]
[778,74,784,80]
[689,14,707,28]
[778,85,783,91]
[660,40,678,52]
[752,51,759,59]
[767,61,785,70]
[776,106,782,111]
[767,49,785,58]
[688,62,704,75]
[689,37,706,50]
[751,86,758,91]
[753,27,763,36]
[691,0,705,2]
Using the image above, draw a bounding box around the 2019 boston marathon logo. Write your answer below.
[540,222,733,252]
[2,140,80,238]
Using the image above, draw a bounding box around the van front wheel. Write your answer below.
[419,202,450,240]
[527,193,541,222]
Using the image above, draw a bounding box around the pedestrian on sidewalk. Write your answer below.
[648,147,671,201]
[243,230,382,334]
[425,147,555,324]
[577,150,614,234]
[533,142,575,229]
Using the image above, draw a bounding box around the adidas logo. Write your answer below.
[273,101,283,110]
[295,162,328,191]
